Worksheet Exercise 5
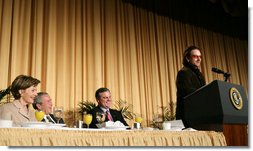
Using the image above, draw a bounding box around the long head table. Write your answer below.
[0,127,227,146]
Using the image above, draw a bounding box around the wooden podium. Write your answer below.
[184,80,248,146]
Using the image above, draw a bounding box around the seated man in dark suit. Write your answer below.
[33,92,64,124]
[88,87,128,128]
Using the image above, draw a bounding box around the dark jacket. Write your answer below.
[42,114,64,124]
[176,64,206,126]
[88,106,128,128]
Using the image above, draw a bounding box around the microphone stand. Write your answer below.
[224,72,231,82]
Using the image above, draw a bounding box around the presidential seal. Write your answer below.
[229,87,243,110]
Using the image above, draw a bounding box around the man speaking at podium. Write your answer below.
[176,46,206,127]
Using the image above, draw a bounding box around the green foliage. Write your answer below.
[113,99,135,120]
[0,86,13,106]
[76,99,135,121]
[150,101,176,129]
[77,100,96,117]
[64,109,80,127]
[163,102,176,121]
[151,114,163,129]
[0,86,11,100]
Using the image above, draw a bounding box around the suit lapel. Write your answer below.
[13,100,30,120]
[48,114,57,123]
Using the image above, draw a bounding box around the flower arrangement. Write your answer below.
[64,99,135,127]
[77,100,96,119]
[0,86,13,106]
[76,99,135,121]
[151,102,176,129]
[113,99,135,120]
[63,100,96,127]
[64,109,79,127]
[163,102,176,121]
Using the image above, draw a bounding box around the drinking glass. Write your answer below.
[96,112,106,124]
[83,114,92,128]
[35,110,45,122]
[135,116,143,123]
[133,115,142,129]
[53,107,63,123]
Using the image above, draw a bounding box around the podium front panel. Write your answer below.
[184,80,248,128]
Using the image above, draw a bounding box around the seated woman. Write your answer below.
[0,75,40,127]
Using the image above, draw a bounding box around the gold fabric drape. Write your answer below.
[0,128,227,146]
[0,0,248,126]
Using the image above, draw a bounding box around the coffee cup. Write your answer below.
[162,121,171,130]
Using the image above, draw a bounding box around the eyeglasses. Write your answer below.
[191,55,201,59]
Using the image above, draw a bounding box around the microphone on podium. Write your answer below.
[211,67,231,82]
[211,67,225,74]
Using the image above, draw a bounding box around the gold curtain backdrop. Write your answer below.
[0,0,248,126]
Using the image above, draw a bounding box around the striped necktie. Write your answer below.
[106,110,113,121]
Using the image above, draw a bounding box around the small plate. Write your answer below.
[104,126,129,130]
[21,122,51,128]
[49,123,66,128]
[0,119,13,128]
